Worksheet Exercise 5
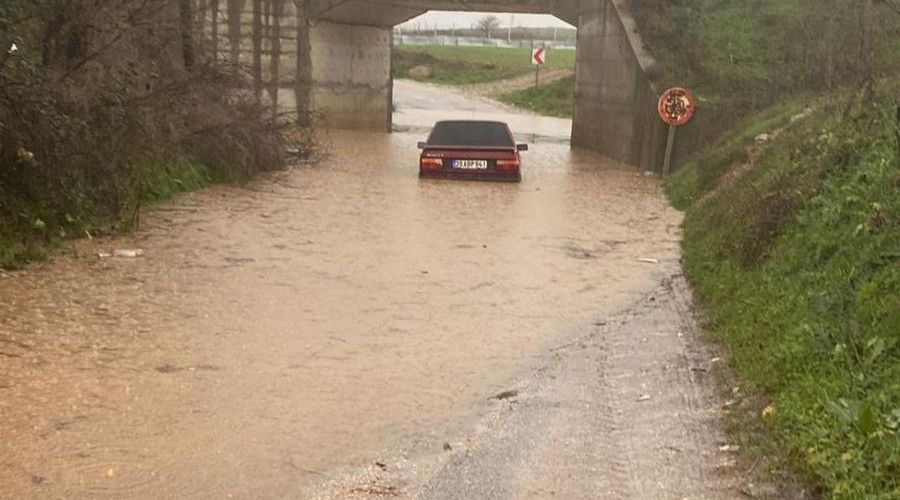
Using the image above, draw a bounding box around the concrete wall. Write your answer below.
[571,0,664,170]
[200,2,392,131]
[308,21,393,131]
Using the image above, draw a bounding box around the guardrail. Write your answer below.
[394,34,576,51]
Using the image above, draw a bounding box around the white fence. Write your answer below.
[394,34,576,51]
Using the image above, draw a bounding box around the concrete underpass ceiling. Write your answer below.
[311,1,424,27]
[309,0,577,27]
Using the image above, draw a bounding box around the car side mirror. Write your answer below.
[417,142,427,149]
[516,144,529,151]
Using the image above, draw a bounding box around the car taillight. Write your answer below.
[420,157,443,171]
[495,159,519,172]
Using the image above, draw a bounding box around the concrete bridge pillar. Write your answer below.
[304,21,393,131]
[571,0,663,169]
[199,0,665,169]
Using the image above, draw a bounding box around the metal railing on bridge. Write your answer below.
[393,34,576,51]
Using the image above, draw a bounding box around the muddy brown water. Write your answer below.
[0,82,682,498]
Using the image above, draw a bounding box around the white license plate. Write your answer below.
[453,160,488,170]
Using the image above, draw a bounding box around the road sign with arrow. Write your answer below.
[532,46,547,87]
[532,47,546,66]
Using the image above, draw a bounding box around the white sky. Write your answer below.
[398,11,574,30]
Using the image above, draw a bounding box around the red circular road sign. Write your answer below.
[658,87,696,127]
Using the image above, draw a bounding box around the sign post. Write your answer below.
[532,46,546,87]
[663,124,677,177]
[657,87,697,176]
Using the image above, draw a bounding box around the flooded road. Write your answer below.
[392,79,571,144]
[0,81,732,498]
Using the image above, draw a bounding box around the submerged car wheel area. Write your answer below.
[418,120,528,182]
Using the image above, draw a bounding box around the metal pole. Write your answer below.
[534,64,540,87]
[662,124,676,176]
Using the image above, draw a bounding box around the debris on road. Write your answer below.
[99,249,145,258]
[374,461,387,471]
[637,258,659,264]
[443,442,452,452]
[491,389,519,401]
[350,483,399,496]
[719,444,741,452]
[739,482,779,498]
[637,394,651,402]
[114,249,144,258]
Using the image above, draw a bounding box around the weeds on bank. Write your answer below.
[498,75,575,118]
[666,82,900,497]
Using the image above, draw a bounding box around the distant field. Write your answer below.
[393,45,576,85]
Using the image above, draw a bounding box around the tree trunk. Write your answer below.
[294,0,312,125]
[179,0,195,68]
[270,0,284,113]
[227,0,245,68]
[197,0,208,55]
[252,0,263,101]
[211,0,220,59]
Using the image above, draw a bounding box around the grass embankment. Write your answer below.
[497,75,575,118]
[0,158,216,268]
[393,45,575,85]
[630,0,900,109]
[666,83,900,497]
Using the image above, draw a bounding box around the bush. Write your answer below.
[0,1,290,268]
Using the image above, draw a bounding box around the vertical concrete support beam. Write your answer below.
[571,0,664,170]
[307,21,393,131]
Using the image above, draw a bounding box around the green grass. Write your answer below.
[0,158,212,269]
[631,0,900,110]
[393,45,576,85]
[497,75,575,118]
[666,82,900,497]
[139,158,213,203]
[665,101,805,209]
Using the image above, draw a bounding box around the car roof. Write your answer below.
[427,121,515,147]
[433,120,509,126]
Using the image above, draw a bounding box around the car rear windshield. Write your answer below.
[427,121,514,147]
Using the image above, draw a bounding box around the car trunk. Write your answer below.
[421,146,518,173]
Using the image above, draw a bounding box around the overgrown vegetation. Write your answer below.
[497,75,574,117]
[629,0,900,109]
[392,45,575,85]
[0,0,305,269]
[666,81,900,497]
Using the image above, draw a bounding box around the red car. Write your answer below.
[418,120,528,182]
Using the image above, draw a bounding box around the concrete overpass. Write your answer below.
[200,0,665,169]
